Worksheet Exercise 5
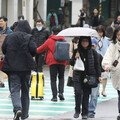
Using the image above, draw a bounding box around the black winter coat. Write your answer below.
[31,27,49,47]
[70,48,101,79]
[2,20,37,73]
[89,14,104,27]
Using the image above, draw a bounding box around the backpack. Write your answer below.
[53,40,70,61]
[50,14,56,26]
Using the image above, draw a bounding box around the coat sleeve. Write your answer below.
[93,49,101,77]
[69,49,77,66]
[69,42,74,58]
[37,39,49,53]
[2,36,8,54]
[102,44,114,70]
[28,36,37,57]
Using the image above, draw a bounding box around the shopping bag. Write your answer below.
[74,57,85,71]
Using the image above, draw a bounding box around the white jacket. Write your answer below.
[102,41,120,90]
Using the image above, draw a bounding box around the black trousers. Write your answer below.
[35,53,45,72]
[50,64,65,97]
[73,70,91,115]
[118,90,120,113]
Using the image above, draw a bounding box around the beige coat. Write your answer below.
[68,41,78,77]
[102,41,120,90]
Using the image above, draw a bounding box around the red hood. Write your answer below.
[49,35,65,41]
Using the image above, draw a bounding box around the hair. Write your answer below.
[36,19,44,24]
[96,25,106,38]
[93,8,98,10]
[78,36,92,51]
[106,26,113,40]
[50,9,55,13]
[0,16,8,22]
[18,15,24,20]
[52,26,61,35]
[112,27,120,44]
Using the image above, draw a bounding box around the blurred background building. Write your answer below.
[0,0,119,28]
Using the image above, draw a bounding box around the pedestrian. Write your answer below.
[111,15,120,30]
[10,15,24,31]
[102,26,120,120]
[89,8,104,29]
[96,25,111,97]
[78,9,86,27]
[70,36,102,119]
[88,38,103,118]
[47,9,58,34]
[2,20,37,120]
[37,26,68,102]
[57,8,63,26]
[0,16,12,88]
[31,19,49,72]
[67,37,79,87]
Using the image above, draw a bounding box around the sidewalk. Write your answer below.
[50,97,118,120]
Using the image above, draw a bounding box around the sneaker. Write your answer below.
[13,110,22,120]
[88,114,95,118]
[82,115,88,119]
[51,97,57,102]
[58,93,65,100]
[73,112,79,118]
[117,116,120,120]
[0,83,5,88]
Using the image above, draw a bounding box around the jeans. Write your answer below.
[9,71,31,119]
[88,84,100,116]
[50,64,65,97]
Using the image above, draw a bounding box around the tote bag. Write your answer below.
[74,57,85,71]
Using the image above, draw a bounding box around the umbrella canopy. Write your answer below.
[57,27,100,39]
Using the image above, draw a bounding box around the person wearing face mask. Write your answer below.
[31,19,50,72]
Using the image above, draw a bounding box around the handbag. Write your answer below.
[67,77,74,87]
[74,57,85,71]
[0,58,3,70]
[84,75,99,88]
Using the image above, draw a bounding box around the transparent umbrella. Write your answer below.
[57,27,100,39]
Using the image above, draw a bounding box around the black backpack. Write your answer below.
[53,40,70,61]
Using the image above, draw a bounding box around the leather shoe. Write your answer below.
[73,112,79,118]
[51,97,57,102]
[58,93,65,100]
[102,92,107,97]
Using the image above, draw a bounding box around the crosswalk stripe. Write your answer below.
[0,78,118,119]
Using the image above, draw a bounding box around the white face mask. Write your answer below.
[36,26,42,31]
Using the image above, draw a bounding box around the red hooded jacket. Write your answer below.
[37,35,68,67]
